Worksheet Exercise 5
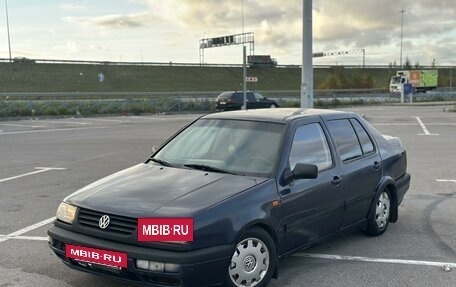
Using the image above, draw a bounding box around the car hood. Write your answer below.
[65,163,266,218]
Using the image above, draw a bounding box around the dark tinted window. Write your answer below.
[247,93,255,101]
[289,123,332,171]
[326,119,362,162]
[233,93,243,102]
[350,119,374,154]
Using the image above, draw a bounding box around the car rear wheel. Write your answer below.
[225,228,276,287]
[364,189,391,236]
[270,104,276,109]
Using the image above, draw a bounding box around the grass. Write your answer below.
[0,97,384,118]
[0,62,397,93]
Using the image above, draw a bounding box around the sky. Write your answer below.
[0,0,455,66]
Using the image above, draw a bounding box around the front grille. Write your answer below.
[78,208,137,235]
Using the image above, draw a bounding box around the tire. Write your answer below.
[364,189,392,236]
[270,104,276,109]
[225,227,277,287]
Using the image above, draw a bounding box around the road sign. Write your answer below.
[98,73,105,82]
[246,76,258,82]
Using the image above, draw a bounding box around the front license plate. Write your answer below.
[219,101,226,105]
[66,244,128,268]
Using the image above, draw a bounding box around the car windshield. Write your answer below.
[153,119,284,177]
[391,76,401,84]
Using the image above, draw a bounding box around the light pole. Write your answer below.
[242,0,247,110]
[4,0,12,62]
[301,0,313,108]
[399,9,406,67]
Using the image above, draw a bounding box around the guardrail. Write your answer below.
[1,89,454,118]
[0,89,389,100]
[2,58,455,69]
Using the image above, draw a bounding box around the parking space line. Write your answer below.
[0,125,116,135]
[415,117,439,136]
[36,120,92,125]
[436,179,456,183]
[0,217,55,243]
[372,123,417,126]
[0,167,66,183]
[86,118,129,123]
[0,123,45,128]
[294,253,456,269]
[0,235,48,241]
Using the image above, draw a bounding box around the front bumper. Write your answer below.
[48,225,233,287]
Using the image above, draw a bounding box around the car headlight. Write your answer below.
[56,202,77,224]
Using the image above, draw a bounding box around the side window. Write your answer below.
[247,93,256,101]
[254,93,264,100]
[326,119,363,162]
[350,119,374,154]
[288,123,332,171]
[233,93,243,102]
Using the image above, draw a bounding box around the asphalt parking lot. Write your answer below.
[0,105,455,287]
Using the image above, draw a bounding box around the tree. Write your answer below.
[403,57,412,69]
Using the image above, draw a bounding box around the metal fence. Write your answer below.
[1,90,455,118]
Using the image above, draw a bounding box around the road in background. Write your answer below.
[0,106,455,286]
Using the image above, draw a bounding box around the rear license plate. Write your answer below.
[219,101,226,105]
[66,244,128,268]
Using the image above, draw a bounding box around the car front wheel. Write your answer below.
[225,227,277,287]
[364,189,391,236]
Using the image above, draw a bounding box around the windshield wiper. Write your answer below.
[149,158,174,167]
[184,164,241,175]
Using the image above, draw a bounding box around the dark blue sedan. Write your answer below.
[48,108,410,287]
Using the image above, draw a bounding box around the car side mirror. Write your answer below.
[284,163,318,182]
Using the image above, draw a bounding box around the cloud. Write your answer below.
[64,12,155,29]
[140,0,456,64]
[60,4,89,10]
[57,0,456,64]
[52,39,111,54]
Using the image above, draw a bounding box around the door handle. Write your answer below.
[372,161,382,170]
[331,175,343,185]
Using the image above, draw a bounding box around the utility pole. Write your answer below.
[5,0,12,62]
[399,9,406,67]
[301,0,313,108]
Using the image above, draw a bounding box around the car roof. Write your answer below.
[203,108,351,123]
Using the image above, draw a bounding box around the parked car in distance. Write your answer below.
[215,91,279,110]
[48,108,410,287]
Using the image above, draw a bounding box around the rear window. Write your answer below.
[217,92,234,100]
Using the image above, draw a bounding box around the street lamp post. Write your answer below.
[399,9,406,67]
[4,0,12,62]
[301,0,313,108]
[242,0,247,110]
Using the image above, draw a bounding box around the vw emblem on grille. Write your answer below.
[99,215,110,229]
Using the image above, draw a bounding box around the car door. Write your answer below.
[253,92,268,108]
[278,120,344,253]
[246,92,257,109]
[325,117,382,228]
